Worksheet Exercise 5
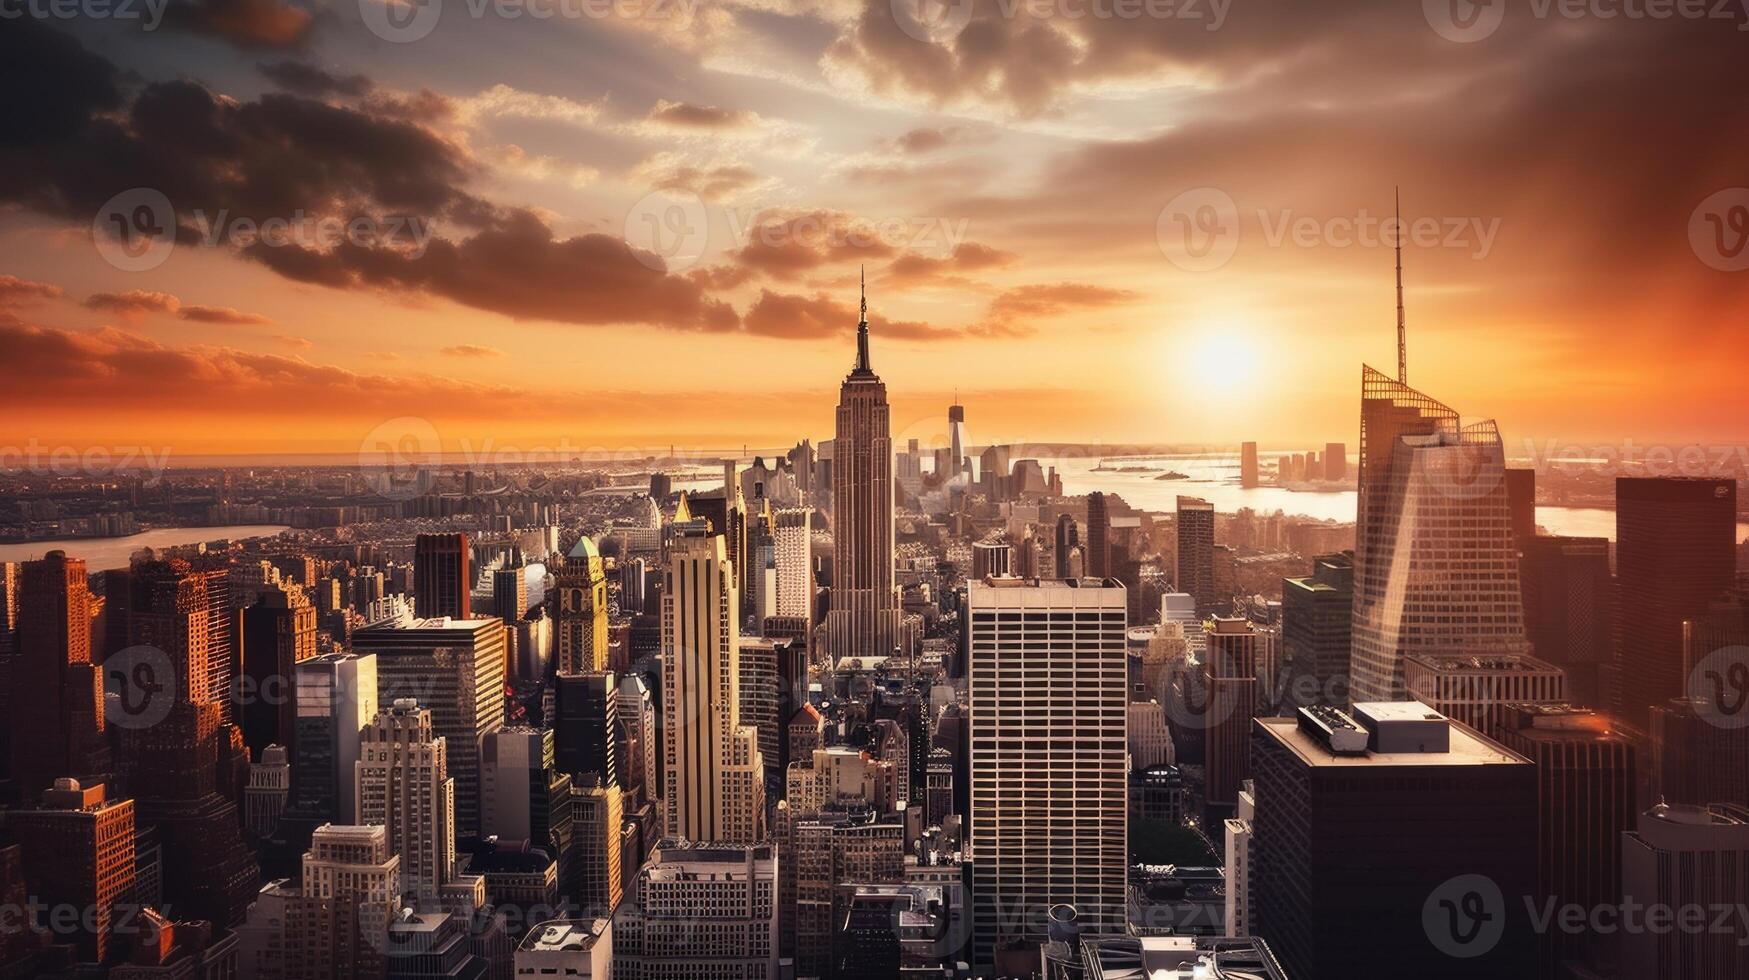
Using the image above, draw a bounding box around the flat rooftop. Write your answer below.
[1256,714,1530,769]
[518,918,607,953]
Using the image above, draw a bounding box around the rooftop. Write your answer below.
[517,918,607,953]
[1258,707,1530,769]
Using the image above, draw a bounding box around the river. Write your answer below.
[0,525,292,571]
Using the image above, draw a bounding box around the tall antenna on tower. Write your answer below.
[1395,186,1407,383]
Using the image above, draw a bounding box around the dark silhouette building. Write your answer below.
[414,532,472,620]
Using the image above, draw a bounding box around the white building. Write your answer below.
[773,508,813,620]
[1223,781,1255,939]
[968,577,1129,967]
[355,698,484,911]
[516,918,611,978]
[1128,701,1176,769]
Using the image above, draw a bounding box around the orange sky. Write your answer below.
[3,6,1747,461]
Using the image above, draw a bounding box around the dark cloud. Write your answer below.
[167,0,314,48]
[743,289,954,341]
[730,210,902,280]
[258,60,373,97]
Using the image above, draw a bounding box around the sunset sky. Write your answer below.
[3,1,1747,460]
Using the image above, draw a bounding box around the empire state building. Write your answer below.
[826,275,902,661]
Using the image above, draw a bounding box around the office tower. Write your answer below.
[10,551,110,799]
[245,744,291,838]
[6,779,135,963]
[570,778,623,916]
[1504,467,1536,545]
[1239,441,1260,488]
[1281,552,1353,708]
[1251,703,1537,980]
[355,698,484,909]
[239,582,317,760]
[1223,781,1256,940]
[611,840,778,978]
[1402,653,1566,736]
[556,538,609,674]
[1613,477,1737,726]
[1204,617,1260,816]
[772,508,814,622]
[948,401,968,478]
[662,531,766,843]
[481,727,550,841]
[1323,442,1347,481]
[1351,366,1527,703]
[515,919,610,978]
[1052,513,1080,580]
[352,614,506,835]
[826,280,901,661]
[0,559,17,635]
[1086,491,1111,577]
[616,672,659,800]
[413,532,471,620]
[1175,496,1216,615]
[1518,535,1614,708]
[554,670,620,789]
[1493,703,1636,974]
[284,823,401,980]
[1621,803,1749,980]
[738,637,783,791]
[791,812,905,978]
[970,540,1012,580]
[118,559,258,929]
[491,567,526,624]
[967,577,1127,966]
[291,652,378,825]
[192,563,237,726]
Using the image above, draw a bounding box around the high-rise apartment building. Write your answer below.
[1613,477,1737,726]
[352,614,506,835]
[1351,366,1527,703]
[285,823,401,980]
[413,533,472,620]
[967,577,1127,966]
[610,840,778,979]
[826,282,901,661]
[772,508,814,623]
[661,531,765,844]
[1176,496,1215,615]
[1251,703,1537,979]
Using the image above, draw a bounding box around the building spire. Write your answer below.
[1395,186,1407,384]
[854,265,872,374]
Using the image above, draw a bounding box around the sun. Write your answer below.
[1183,321,1265,394]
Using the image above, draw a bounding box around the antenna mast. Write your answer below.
[1395,186,1407,383]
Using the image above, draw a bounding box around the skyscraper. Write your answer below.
[772,508,814,622]
[491,566,527,624]
[290,652,379,826]
[1519,535,1614,708]
[239,582,317,761]
[1323,442,1347,481]
[1086,491,1111,577]
[1612,477,1737,726]
[1251,703,1538,979]
[352,614,507,836]
[1204,616,1260,816]
[355,698,484,909]
[1176,496,1215,615]
[1621,802,1749,980]
[610,841,778,978]
[10,551,110,799]
[1350,366,1527,703]
[826,276,901,661]
[413,532,471,621]
[661,530,765,844]
[6,778,136,963]
[285,823,401,980]
[1239,442,1260,488]
[948,400,968,479]
[967,577,1127,966]
[556,538,609,674]
[1281,552,1353,708]
[1053,513,1081,579]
